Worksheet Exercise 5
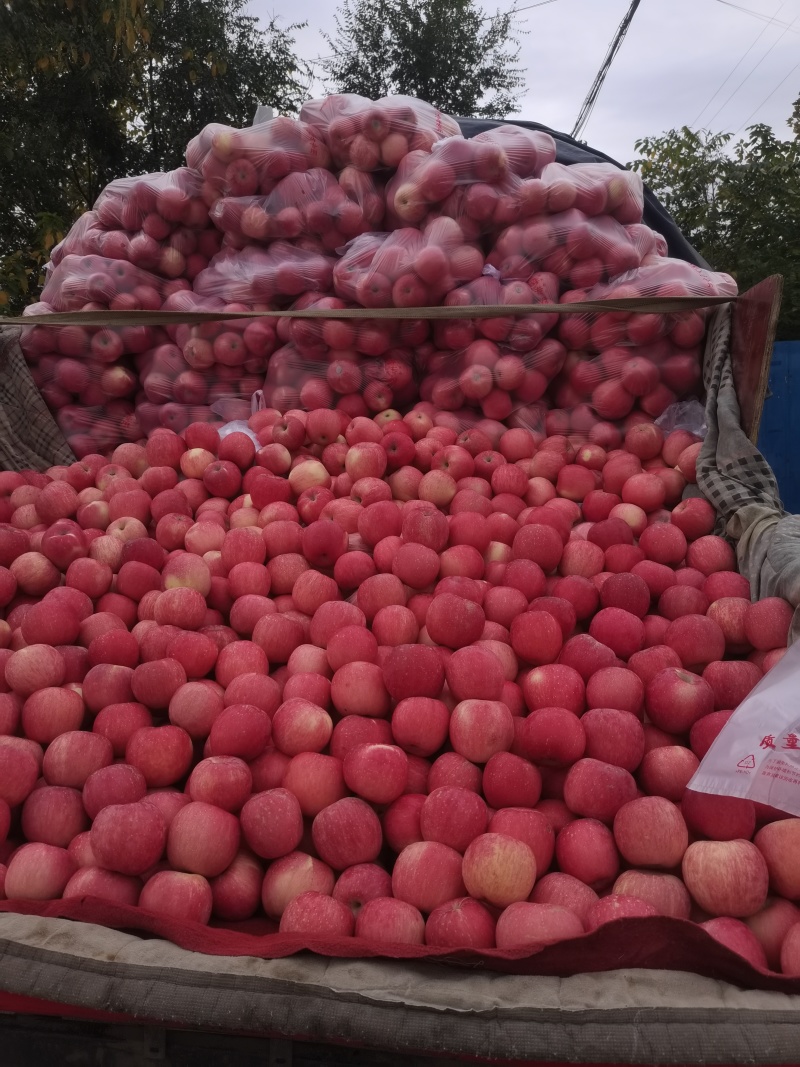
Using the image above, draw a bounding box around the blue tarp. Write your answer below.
[758,341,800,513]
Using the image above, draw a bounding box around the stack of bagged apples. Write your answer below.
[9,93,800,975]
[21,93,736,457]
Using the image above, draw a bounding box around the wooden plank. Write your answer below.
[731,275,784,442]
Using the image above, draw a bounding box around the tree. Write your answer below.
[0,0,308,314]
[136,1,309,173]
[321,0,524,119]
[0,0,145,312]
[632,118,800,340]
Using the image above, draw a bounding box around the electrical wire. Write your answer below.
[504,0,562,12]
[703,6,799,128]
[571,0,642,139]
[692,0,786,125]
[704,9,797,128]
[713,0,800,32]
[734,52,800,129]
[480,0,562,22]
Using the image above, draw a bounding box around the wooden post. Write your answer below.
[730,275,784,443]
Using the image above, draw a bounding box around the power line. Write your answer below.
[716,0,800,31]
[481,0,563,22]
[734,52,800,130]
[571,0,642,140]
[506,0,561,12]
[713,0,800,33]
[703,6,799,128]
[692,0,786,125]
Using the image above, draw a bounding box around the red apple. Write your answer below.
[90,800,167,875]
[682,839,769,917]
[461,832,536,908]
[612,870,691,919]
[312,797,383,870]
[166,800,240,876]
[495,901,583,949]
[355,897,425,945]
[209,851,264,921]
[139,870,213,924]
[391,840,466,913]
[261,851,336,920]
[4,842,76,900]
[425,897,496,948]
[613,796,688,868]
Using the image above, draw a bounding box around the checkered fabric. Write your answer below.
[698,305,800,641]
[0,327,75,471]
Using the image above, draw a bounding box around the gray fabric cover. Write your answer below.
[3,914,800,1063]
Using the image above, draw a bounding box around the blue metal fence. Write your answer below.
[757,341,800,513]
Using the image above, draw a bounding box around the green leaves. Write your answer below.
[135,1,310,171]
[322,0,524,118]
[632,119,800,340]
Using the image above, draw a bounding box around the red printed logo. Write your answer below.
[737,755,756,770]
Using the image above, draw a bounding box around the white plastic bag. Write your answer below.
[689,639,800,815]
[217,419,259,445]
[655,398,707,437]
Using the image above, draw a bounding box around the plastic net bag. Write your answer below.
[520,261,736,442]
[194,243,335,305]
[440,271,560,348]
[486,209,647,290]
[37,254,177,313]
[185,117,331,205]
[166,290,276,368]
[51,172,222,281]
[299,93,462,171]
[384,133,558,237]
[21,255,192,454]
[94,169,210,233]
[396,271,565,428]
[21,304,147,455]
[539,162,644,224]
[49,211,103,268]
[210,167,384,251]
[557,261,739,353]
[89,170,217,279]
[333,220,484,308]
[140,288,277,429]
[262,338,416,417]
[135,337,260,432]
[472,124,557,176]
[416,335,567,427]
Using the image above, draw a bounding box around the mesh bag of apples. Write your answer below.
[5,92,800,984]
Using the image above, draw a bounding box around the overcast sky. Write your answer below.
[245,0,800,163]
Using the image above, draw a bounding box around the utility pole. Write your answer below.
[571,0,642,140]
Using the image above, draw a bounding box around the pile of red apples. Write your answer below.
[8,92,796,975]
[1,401,800,976]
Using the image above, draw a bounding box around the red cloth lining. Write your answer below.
[2,898,800,993]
